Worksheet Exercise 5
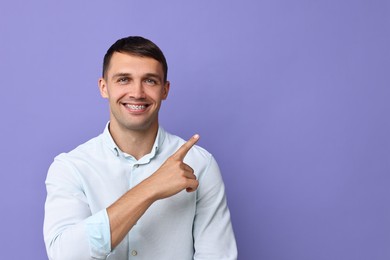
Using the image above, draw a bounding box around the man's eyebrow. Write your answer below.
[144,73,162,79]
[111,72,163,81]
[112,72,132,79]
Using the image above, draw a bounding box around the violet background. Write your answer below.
[1,0,389,259]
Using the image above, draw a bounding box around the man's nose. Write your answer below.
[129,81,146,99]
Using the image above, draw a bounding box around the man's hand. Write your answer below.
[107,134,200,249]
[144,134,200,200]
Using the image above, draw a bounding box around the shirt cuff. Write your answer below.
[85,209,111,259]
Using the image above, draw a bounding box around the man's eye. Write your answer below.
[118,78,129,84]
[145,79,157,85]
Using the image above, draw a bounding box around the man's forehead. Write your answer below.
[106,52,164,77]
[110,52,161,67]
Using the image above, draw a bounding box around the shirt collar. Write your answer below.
[102,122,166,162]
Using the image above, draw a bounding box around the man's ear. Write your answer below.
[98,78,109,98]
[162,81,170,100]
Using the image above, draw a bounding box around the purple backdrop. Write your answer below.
[1,0,389,259]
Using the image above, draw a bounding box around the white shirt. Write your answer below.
[44,124,237,260]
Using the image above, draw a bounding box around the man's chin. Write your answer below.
[121,121,158,132]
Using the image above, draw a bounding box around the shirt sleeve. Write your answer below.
[43,158,112,260]
[193,156,238,260]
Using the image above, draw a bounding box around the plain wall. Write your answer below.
[1,0,389,259]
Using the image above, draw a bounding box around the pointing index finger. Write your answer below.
[173,134,200,161]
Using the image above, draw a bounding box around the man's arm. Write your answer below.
[107,134,200,248]
[44,135,200,259]
[193,156,238,259]
[44,161,105,260]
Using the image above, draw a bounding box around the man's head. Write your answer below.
[102,36,168,83]
[98,36,170,135]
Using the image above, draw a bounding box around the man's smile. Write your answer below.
[122,102,150,113]
[126,104,147,110]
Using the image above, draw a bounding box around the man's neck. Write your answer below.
[109,122,159,160]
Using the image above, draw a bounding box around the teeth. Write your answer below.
[126,104,146,110]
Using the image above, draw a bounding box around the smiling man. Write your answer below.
[43,36,237,260]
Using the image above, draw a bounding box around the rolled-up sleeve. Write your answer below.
[193,156,238,260]
[44,158,111,260]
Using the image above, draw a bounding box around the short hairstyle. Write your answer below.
[102,36,168,82]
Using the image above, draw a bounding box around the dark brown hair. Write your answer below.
[102,36,168,82]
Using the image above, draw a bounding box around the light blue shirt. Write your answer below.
[44,124,237,260]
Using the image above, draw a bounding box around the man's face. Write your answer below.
[99,52,169,132]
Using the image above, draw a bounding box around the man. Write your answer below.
[44,36,237,259]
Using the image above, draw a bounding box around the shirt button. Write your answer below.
[131,250,138,256]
